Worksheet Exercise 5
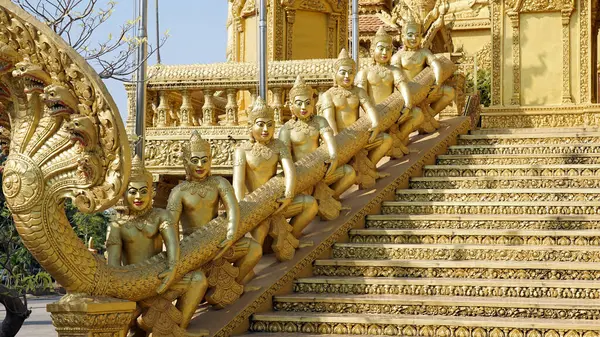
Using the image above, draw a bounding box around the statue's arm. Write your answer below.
[217,177,240,241]
[166,186,183,232]
[105,221,122,267]
[278,141,296,199]
[424,49,443,85]
[321,92,339,134]
[317,116,337,161]
[359,88,381,130]
[355,69,368,90]
[278,123,293,155]
[158,210,180,269]
[232,146,247,202]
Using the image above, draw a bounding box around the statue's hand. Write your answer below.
[368,124,380,143]
[397,107,412,124]
[213,237,234,261]
[275,196,293,214]
[325,155,338,178]
[156,265,177,295]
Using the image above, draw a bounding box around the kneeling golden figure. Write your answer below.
[321,49,393,189]
[279,75,355,220]
[106,156,207,336]
[233,97,318,261]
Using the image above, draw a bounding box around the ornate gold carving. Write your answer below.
[366,218,600,230]
[490,0,502,105]
[561,4,574,103]
[580,0,590,103]
[507,11,520,105]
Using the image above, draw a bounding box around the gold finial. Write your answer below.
[289,75,313,99]
[373,26,393,46]
[188,130,211,154]
[130,155,153,186]
[248,96,274,123]
[334,48,356,70]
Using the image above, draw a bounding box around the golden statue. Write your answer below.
[279,75,356,220]
[106,156,207,335]
[321,49,393,188]
[391,20,456,133]
[233,97,318,261]
[167,131,262,303]
[355,26,425,157]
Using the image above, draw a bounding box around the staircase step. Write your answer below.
[395,188,600,202]
[470,127,600,135]
[312,259,600,280]
[348,228,600,245]
[293,276,600,299]
[422,164,600,177]
[330,243,600,262]
[457,133,600,146]
[382,201,600,215]
[365,214,600,230]
[409,176,600,189]
[447,143,600,155]
[237,334,379,337]
[250,312,600,335]
[272,293,600,319]
[436,154,600,165]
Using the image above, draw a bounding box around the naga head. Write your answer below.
[183,130,211,181]
[42,84,78,116]
[12,57,51,94]
[289,75,315,121]
[0,42,19,74]
[65,115,98,150]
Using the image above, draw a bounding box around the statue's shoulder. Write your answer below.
[238,140,253,151]
[271,139,291,158]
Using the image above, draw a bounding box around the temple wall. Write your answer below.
[291,11,328,60]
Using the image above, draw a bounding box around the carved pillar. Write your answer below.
[125,84,136,133]
[507,11,520,105]
[561,7,574,103]
[249,87,258,108]
[202,89,217,126]
[285,10,296,60]
[490,0,502,105]
[327,14,339,58]
[47,295,136,337]
[179,90,194,126]
[225,88,239,126]
[580,0,592,103]
[271,87,283,126]
[156,91,168,127]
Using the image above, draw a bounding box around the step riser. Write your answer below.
[409,179,600,189]
[312,265,600,281]
[366,219,600,230]
[250,320,600,336]
[330,246,600,262]
[423,167,600,177]
[382,205,600,216]
[293,282,600,299]
[448,147,600,155]
[349,234,600,246]
[457,136,600,145]
[437,158,600,165]
[395,192,600,203]
[272,301,600,320]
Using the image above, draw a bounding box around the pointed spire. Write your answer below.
[248,96,274,123]
[130,155,152,185]
[289,75,313,99]
[188,130,211,154]
[334,48,356,70]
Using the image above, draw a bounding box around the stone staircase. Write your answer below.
[240,128,600,337]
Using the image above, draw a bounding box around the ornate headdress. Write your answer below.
[373,26,393,47]
[130,155,153,187]
[289,75,313,99]
[402,17,423,35]
[248,96,274,123]
[333,48,356,71]
[183,130,211,158]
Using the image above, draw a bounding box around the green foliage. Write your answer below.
[65,201,109,250]
[466,69,491,107]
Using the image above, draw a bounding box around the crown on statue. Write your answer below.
[373,26,393,46]
[289,75,314,99]
[130,155,153,186]
[334,48,356,70]
[402,17,423,35]
[248,96,274,123]
[185,130,211,157]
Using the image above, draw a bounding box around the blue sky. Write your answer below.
[98,1,229,120]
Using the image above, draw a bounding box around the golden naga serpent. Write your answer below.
[0,0,455,302]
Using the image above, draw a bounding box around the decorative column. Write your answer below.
[202,89,217,126]
[327,14,339,58]
[156,91,168,127]
[579,0,591,103]
[47,295,136,337]
[561,6,574,103]
[507,10,520,106]
[225,88,239,126]
[179,90,194,126]
[285,10,296,60]
[271,87,283,126]
[490,0,502,105]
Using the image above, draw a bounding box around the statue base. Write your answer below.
[47,293,137,337]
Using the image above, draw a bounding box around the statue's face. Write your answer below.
[125,180,152,212]
[403,25,421,49]
[374,41,392,64]
[186,151,211,181]
[251,117,275,143]
[335,65,355,89]
[291,94,314,121]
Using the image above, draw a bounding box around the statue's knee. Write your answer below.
[412,107,425,125]
[302,195,318,214]
[381,133,393,147]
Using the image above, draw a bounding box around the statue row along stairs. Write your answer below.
[237,126,600,336]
